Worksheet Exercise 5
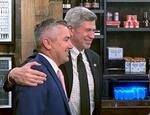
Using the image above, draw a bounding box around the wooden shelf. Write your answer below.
[104,74,148,80]
[102,100,150,108]
[107,0,150,2]
[63,9,104,14]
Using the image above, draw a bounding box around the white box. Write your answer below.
[108,47,123,60]
[125,61,131,73]
[130,62,146,73]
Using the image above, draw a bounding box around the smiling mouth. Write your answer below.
[86,41,92,44]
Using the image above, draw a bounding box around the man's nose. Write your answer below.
[88,31,95,39]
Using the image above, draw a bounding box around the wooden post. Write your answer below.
[21,0,36,62]
[21,0,63,62]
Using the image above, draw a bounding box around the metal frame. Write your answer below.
[0,0,14,43]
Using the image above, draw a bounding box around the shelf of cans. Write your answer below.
[107,0,150,2]
[106,11,149,28]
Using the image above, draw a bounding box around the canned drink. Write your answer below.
[124,21,129,28]
[114,12,119,21]
[126,15,132,21]
[134,21,139,28]
[110,12,113,21]
[129,22,134,28]
[107,12,110,21]
[132,15,137,21]
[107,12,113,21]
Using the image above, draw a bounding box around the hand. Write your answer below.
[9,62,47,86]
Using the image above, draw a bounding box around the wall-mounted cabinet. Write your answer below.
[102,1,150,113]
[103,0,150,76]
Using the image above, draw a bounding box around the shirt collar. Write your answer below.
[70,47,85,60]
[38,53,59,73]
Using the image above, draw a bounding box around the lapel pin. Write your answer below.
[93,64,97,67]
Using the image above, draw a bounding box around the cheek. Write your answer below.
[59,44,66,51]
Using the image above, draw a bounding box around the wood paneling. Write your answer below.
[21,0,36,62]
[35,0,49,16]
[21,0,63,62]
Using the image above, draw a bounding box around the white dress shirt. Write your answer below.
[39,53,59,74]
[69,47,94,115]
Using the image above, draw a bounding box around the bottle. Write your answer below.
[84,0,92,9]
[63,0,71,9]
[92,0,99,9]
[142,12,149,27]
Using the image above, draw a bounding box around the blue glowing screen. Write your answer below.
[113,81,149,100]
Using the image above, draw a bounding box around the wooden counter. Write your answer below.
[101,100,150,115]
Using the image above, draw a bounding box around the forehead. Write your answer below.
[79,21,96,28]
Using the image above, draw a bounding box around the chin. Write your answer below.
[64,57,69,63]
[84,46,90,49]
[84,45,91,49]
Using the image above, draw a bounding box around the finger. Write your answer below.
[25,78,45,86]
[31,74,47,81]
[30,69,47,78]
[28,61,41,67]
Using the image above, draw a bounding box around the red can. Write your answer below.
[126,15,132,21]
[124,21,129,28]
[134,21,139,28]
[132,15,137,22]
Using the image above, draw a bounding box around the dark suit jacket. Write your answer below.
[15,54,71,115]
[3,49,103,115]
[60,49,103,115]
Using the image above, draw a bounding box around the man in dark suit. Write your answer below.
[14,19,73,115]
[4,7,103,115]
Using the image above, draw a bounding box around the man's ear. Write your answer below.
[68,26,74,37]
[42,38,51,50]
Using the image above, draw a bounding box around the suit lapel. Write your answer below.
[37,54,71,114]
[85,50,98,82]
[85,50,101,102]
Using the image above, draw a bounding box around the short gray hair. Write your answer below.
[64,6,97,28]
[34,19,68,48]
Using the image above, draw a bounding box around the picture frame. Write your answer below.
[0,55,13,108]
[0,0,14,43]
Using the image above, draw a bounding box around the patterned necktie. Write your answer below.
[77,53,90,115]
[57,69,67,96]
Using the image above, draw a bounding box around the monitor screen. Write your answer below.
[113,80,149,100]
